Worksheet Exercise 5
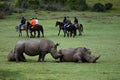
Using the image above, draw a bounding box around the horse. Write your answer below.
[55,21,76,37]
[27,22,44,38]
[16,22,44,38]
[16,23,29,37]
[74,23,83,36]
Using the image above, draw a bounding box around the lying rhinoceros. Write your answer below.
[8,38,62,62]
[57,47,100,63]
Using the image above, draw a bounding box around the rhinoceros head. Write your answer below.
[86,55,100,63]
[7,50,16,61]
[50,43,62,59]
[82,47,100,63]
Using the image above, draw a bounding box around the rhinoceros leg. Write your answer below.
[38,52,47,62]
[19,54,26,62]
[14,50,24,62]
[73,54,82,63]
[38,53,42,62]
[15,52,19,62]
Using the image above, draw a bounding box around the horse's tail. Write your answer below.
[40,25,44,37]
[80,24,83,32]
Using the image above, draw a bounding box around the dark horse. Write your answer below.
[55,21,76,37]
[27,22,44,38]
[16,22,44,38]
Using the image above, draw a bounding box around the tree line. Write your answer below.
[16,0,88,11]
[0,0,113,19]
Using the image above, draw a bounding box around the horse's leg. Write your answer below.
[58,29,61,36]
[63,30,66,37]
[26,30,29,37]
[73,30,76,37]
[79,29,82,36]
[30,31,33,38]
[34,31,36,37]
[66,31,70,37]
[41,27,44,37]
[78,27,82,36]
[70,31,73,37]
[19,29,22,37]
[37,30,40,38]
[19,31,20,37]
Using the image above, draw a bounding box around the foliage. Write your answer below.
[92,2,113,12]
[0,2,14,19]
[92,3,105,12]
[67,0,88,11]
[15,0,30,8]
[15,0,88,11]
[105,3,113,10]
[0,12,5,19]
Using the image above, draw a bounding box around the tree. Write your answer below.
[93,3,105,12]
[66,0,88,11]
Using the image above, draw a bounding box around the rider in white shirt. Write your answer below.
[35,17,39,25]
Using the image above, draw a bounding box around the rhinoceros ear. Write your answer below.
[56,43,60,46]
[55,43,60,48]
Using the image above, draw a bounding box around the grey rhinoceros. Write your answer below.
[7,38,62,62]
[57,47,100,63]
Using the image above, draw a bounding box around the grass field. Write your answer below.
[0,11,120,80]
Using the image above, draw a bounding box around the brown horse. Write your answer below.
[74,23,83,36]
[16,23,29,37]
[55,21,76,37]
[29,24,44,38]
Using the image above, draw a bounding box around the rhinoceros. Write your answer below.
[8,38,62,62]
[57,47,100,63]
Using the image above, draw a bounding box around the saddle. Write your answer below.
[31,25,36,28]
[66,25,70,27]
[74,24,78,28]
[20,24,25,29]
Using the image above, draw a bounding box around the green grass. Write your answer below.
[0,11,120,80]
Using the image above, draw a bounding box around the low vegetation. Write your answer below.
[1,0,120,19]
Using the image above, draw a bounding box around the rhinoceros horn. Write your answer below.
[94,55,100,62]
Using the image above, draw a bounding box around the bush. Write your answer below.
[0,3,13,14]
[105,3,113,10]
[68,0,88,11]
[0,12,5,19]
[93,3,105,12]
[0,2,14,19]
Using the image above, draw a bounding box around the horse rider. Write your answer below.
[74,17,79,27]
[63,16,71,31]
[19,17,26,29]
[35,17,39,27]
[63,16,67,24]
[30,18,37,30]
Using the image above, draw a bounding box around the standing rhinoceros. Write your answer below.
[8,38,62,62]
[57,47,100,63]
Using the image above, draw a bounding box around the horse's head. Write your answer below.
[55,21,59,27]
[55,21,64,27]
[16,25,18,32]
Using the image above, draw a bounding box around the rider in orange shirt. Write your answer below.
[30,18,36,28]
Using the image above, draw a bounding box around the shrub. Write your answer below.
[68,0,88,11]
[105,3,113,10]
[0,2,14,18]
[93,3,105,12]
[0,12,5,19]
